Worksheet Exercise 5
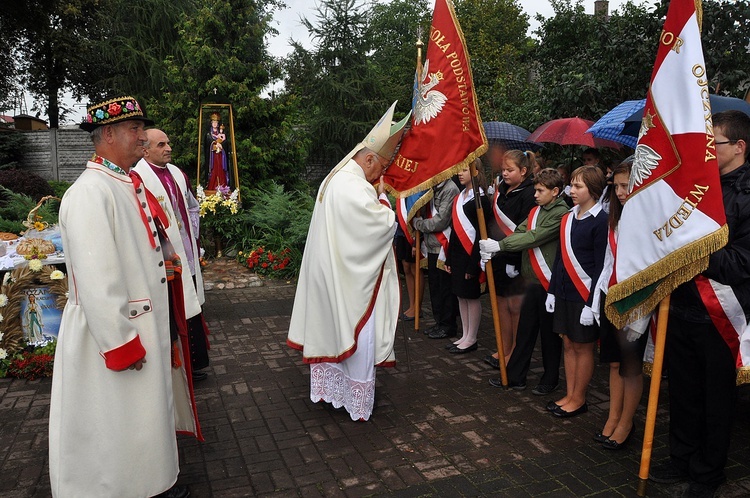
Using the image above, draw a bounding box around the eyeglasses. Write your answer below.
[715,140,737,146]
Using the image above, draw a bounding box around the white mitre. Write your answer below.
[319,102,411,200]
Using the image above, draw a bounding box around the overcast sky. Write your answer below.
[266,0,649,57]
[36,0,649,124]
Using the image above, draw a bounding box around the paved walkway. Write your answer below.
[2,260,750,497]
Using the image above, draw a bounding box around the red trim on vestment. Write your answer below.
[492,189,516,236]
[298,262,387,364]
[526,206,551,291]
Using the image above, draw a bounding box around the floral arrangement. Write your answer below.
[197,184,239,217]
[197,185,241,256]
[0,338,56,380]
[238,247,293,277]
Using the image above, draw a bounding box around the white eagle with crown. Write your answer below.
[413,59,447,126]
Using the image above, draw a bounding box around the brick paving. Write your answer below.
[2,260,750,497]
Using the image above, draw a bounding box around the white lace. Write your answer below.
[310,363,375,421]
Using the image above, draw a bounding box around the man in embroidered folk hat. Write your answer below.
[134,129,212,383]
[287,102,409,421]
[49,97,195,498]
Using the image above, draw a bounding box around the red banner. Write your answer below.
[383,0,487,197]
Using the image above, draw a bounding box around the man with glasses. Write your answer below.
[287,103,409,422]
[650,110,750,497]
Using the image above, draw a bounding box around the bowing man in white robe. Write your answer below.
[287,102,410,421]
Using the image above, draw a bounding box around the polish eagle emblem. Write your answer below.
[629,144,662,193]
[413,59,447,126]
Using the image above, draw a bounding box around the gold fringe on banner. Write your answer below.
[605,225,728,329]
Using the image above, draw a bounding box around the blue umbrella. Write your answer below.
[586,99,646,149]
[483,121,542,151]
[621,95,750,137]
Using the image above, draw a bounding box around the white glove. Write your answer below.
[505,264,519,278]
[412,217,423,230]
[479,239,501,255]
[624,315,650,342]
[480,250,493,267]
[545,294,555,313]
[580,306,594,326]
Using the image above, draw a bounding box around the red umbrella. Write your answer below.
[528,117,622,149]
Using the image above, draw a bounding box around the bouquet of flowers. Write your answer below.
[196,185,241,256]
[197,185,239,217]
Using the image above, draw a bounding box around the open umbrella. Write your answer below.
[482,121,542,151]
[528,117,622,149]
[586,99,646,149]
[621,95,750,137]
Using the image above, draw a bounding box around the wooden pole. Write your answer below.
[412,29,425,333]
[414,230,422,331]
[469,161,508,386]
[637,295,671,496]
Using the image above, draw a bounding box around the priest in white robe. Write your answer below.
[287,103,409,421]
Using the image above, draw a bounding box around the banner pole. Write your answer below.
[469,161,507,386]
[637,295,671,496]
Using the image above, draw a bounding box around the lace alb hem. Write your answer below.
[310,363,375,421]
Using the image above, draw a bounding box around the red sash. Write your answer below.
[607,227,618,288]
[426,199,450,263]
[396,197,414,245]
[526,206,552,291]
[695,275,748,369]
[492,188,517,236]
[559,212,593,301]
[452,190,477,256]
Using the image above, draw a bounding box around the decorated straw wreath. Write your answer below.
[0,264,68,355]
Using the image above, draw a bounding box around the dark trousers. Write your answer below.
[666,314,736,486]
[188,275,210,370]
[427,253,457,331]
[506,283,561,386]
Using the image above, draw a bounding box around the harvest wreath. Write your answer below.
[0,264,67,354]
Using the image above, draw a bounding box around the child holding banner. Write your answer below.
[444,160,490,354]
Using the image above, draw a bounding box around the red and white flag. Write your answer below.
[605,0,728,329]
[382,0,487,197]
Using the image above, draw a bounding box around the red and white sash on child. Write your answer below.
[422,198,451,264]
[560,211,593,301]
[526,206,552,291]
[452,188,478,256]
[607,227,618,288]
[492,188,517,236]
[396,197,415,246]
[694,275,750,374]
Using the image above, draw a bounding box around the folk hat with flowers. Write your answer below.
[80,96,155,132]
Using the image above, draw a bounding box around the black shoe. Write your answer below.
[545,400,561,412]
[602,424,634,450]
[531,384,558,396]
[445,342,460,350]
[423,324,439,336]
[488,377,525,390]
[682,482,720,498]
[552,403,588,418]
[192,370,208,382]
[649,461,689,484]
[483,355,500,369]
[449,343,477,354]
[593,431,612,444]
[154,484,190,498]
[428,327,457,339]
